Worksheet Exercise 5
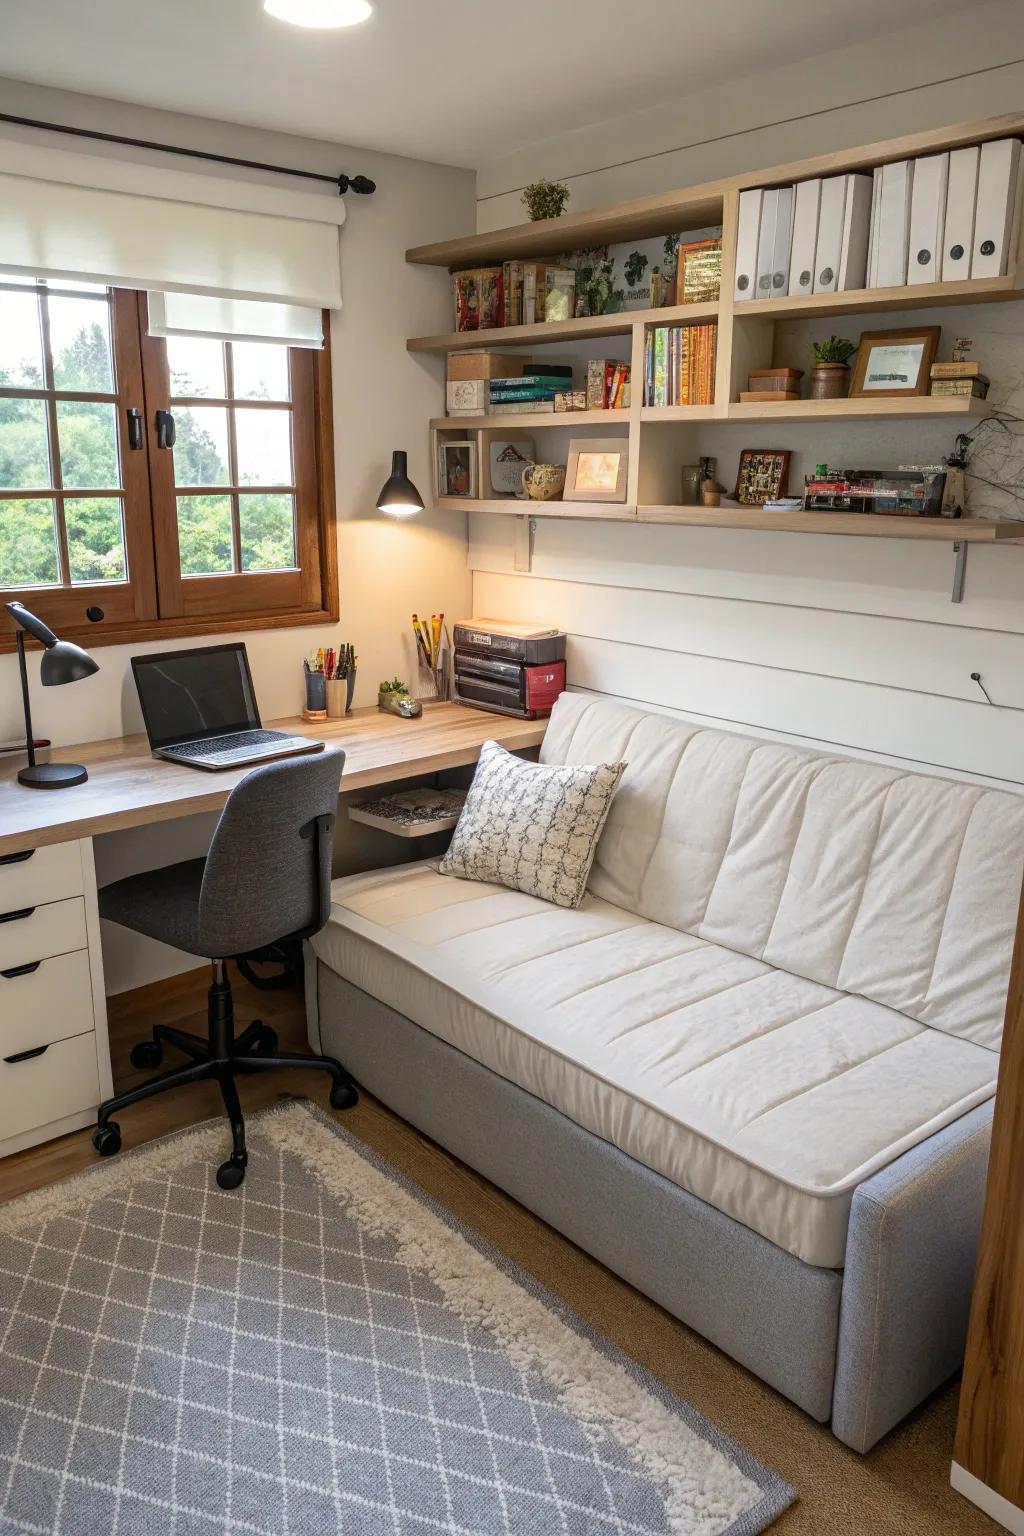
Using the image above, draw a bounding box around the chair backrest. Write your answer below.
[198,749,345,958]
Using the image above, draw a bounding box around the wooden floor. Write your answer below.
[0,967,993,1536]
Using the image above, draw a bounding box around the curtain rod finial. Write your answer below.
[338,174,376,195]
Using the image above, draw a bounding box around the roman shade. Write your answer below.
[0,164,343,309]
[147,292,325,348]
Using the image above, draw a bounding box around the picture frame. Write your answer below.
[563,437,629,503]
[734,448,791,506]
[849,326,941,398]
[438,439,477,499]
[489,438,535,498]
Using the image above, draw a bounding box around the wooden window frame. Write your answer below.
[0,288,338,654]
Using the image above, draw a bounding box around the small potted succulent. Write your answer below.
[810,336,857,399]
[522,179,570,222]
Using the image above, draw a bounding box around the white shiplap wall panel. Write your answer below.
[472,571,1024,709]
[470,542,1024,788]
[469,514,1024,633]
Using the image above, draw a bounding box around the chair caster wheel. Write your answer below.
[130,1040,163,1070]
[252,1024,278,1055]
[330,1082,358,1111]
[92,1123,122,1157]
[216,1157,247,1190]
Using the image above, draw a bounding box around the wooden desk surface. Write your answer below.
[0,703,546,856]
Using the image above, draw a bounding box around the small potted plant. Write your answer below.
[810,336,857,399]
[522,179,570,222]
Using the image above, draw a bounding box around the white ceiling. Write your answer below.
[0,0,971,169]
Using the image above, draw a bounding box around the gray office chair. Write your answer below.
[92,749,357,1188]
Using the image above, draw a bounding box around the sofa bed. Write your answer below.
[305,693,1023,1451]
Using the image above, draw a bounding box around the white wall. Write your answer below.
[477,0,1024,224]
[469,0,1024,791]
[0,78,472,990]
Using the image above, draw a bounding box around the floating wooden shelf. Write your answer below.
[408,301,719,354]
[414,111,1024,551]
[436,496,1022,540]
[725,395,998,423]
[432,410,629,432]
[735,273,1018,319]
[435,496,637,520]
[636,506,1023,540]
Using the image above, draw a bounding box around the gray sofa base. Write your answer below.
[308,956,992,1452]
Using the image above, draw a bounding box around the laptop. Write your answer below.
[132,643,324,771]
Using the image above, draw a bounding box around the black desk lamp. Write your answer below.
[376,450,424,517]
[5,601,99,789]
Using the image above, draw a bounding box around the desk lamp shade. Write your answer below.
[376,450,424,517]
[5,601,99,789]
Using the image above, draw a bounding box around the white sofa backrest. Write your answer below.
[541,694,1024,1051]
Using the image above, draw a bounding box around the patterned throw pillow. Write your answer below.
[439,740,626,909]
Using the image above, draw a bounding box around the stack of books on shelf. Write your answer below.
[488,365,575,415]
[644,323,718,407]
[929,360,990,398]
[453,263,575,330]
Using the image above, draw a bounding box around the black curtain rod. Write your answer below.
[0,111,376,196]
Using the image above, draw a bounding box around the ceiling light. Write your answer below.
[264,0,372,28]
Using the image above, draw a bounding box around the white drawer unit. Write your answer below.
[0,950,95,1059]
[0,840,85,910]
[0,837,112,1160]
[0,896,88,974]
[0,1030,101,1144]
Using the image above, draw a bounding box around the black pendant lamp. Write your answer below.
[376,451,424,518]
[5,601,99,789]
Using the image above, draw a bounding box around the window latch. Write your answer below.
[126,407,144,450]
[155,409,176,450]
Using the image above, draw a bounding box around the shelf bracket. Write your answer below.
[951,540,968,604]
[513,516,536,574]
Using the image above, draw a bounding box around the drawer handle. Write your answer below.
[1,960,41,979]
[0,907,35,925]
[4,1045,49,1065]
[0,850,34,867]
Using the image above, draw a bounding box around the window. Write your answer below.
[0,280,336,649]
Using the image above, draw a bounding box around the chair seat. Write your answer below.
[99,858,209,956]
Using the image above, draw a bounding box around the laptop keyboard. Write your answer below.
[163,730,314,767]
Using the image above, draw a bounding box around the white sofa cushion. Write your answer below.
[311,862,997,1268]
[541,695,1024,1050]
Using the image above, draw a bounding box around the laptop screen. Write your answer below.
[132,644,261,749]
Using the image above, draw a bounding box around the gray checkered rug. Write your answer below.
[0,1102,793,1536]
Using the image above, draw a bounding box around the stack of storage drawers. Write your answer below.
[0,841,106,1151]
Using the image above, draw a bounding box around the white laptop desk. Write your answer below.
[0,703,544,1160]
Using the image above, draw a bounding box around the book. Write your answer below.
[930,378,990,398]
[544,269,576,323]
[643,323,717,406]
[675,238,723,303]
[522,263,570,324]
[488,387,562,402]
[489,399,556,415]
[488,375,572,391]
[930,361,987,379]
[452,267,504,330]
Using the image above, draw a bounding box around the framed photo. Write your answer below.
[563,438,629,503]
[850,326,940,398]
[438,440,477,499]
[735,448,791,506]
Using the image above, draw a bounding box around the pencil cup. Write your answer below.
[305,671,327,712]
[325,679,346,718]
